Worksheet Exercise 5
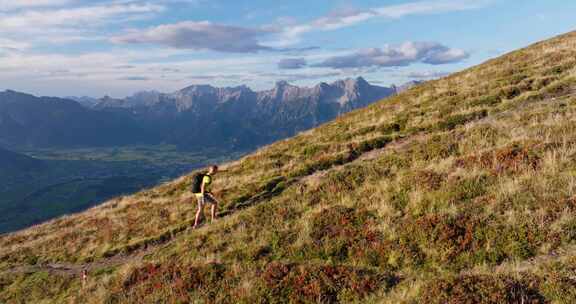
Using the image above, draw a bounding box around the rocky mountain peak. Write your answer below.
[354,76,369,87]
[275,80,290,88]
[0,90,34,101]
[177,84,217,96]
[272,80,295,94]
[333,77,369,90]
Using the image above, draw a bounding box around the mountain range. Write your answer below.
[1,77,396,151]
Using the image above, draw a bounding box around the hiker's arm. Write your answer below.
[201,180,206,195]
[213,193,220,204]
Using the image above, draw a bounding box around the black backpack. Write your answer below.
[191,172,206,193]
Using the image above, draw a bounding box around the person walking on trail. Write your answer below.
[192,165,220,229]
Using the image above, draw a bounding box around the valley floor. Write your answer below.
[0,145,245,234]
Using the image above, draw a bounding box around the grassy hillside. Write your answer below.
[2,31,576,303]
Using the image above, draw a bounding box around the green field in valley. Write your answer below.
[0,145,245,234]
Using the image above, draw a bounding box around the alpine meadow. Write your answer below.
[2,29,576,303]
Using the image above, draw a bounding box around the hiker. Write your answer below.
[81,269,88,289]
[192,165,220,229]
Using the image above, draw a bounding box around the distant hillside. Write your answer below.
[64,96,100,108]
[0,146,44,173]
[0,90,154,148]
[0,146,157,234]
[3,31,576,303]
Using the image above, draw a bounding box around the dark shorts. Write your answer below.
[195,193,216,205]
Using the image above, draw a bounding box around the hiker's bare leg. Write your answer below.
[193,199,204,228]
[211,203,217,223]
[194,207,203,228]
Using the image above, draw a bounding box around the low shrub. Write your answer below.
[412,133,461,161]
[409,214,481,263]
[455,143,541,175]
[377,122,402,135]
[410,170,446,191]
[541,77,576,98]
[375,153,411,171]
[498,85,524,100]
[356,135,394,153]
[540,258,576,302]
[259,262,396,303]
[439,174,493,204]
[114,262,239,304]
[469,95,502,107]
[545,62,575,76]
[308,206,374,262]
[351,125,377,137]
[304,205,423,269]
[0,271,74,304]
[420,274,546,304]
[301,144,330,158]
[435,110,488,131]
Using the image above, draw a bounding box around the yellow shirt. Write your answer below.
[194,174,212,197]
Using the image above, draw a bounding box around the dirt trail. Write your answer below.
[300,132,426,187]
[5,244,160,277]
[461,245,576,277]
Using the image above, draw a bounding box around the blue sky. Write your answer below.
[0,0,575,97]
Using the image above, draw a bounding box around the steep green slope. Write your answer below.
[2,31,576,303]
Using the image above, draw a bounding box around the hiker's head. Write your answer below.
[208,165,218,174]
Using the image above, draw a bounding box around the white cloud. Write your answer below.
[423,47,469,64]
[313,42,469,69]
[268,0,491,46]
[313,9,377,31]
[0,1,166,59]
[0,3,164,30]
[277,58,307,69]
[0,0,71,11]
[257,71,343,82]
[373,0,489,18]
[118,76,150,81]
[0,38,31,51]
[112,21,275,53]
